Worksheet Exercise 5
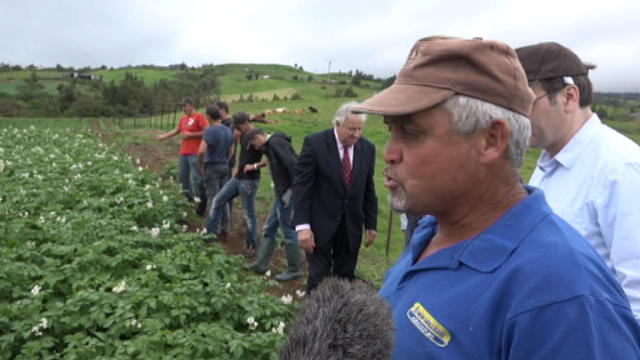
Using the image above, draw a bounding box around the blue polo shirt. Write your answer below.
[379,186,640,359]
[202,124,232,166]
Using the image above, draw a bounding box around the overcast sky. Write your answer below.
[1,0,639,91]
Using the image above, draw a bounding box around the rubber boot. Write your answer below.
[244,236,276,274]
[275,242,303,281]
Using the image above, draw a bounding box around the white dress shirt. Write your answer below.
[529,113,640,319]
[295,128,354,232]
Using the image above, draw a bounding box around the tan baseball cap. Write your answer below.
[353,36,535,117]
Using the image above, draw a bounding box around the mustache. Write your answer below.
[383,166,396,178]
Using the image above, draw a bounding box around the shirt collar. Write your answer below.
[410,186,552,273]
[333,127,345,151]
[540,113,602,170]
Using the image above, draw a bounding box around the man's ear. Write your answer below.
[561,85,580,113]
[478,118,509,163]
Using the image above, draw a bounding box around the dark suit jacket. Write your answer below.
[293,128,378,251]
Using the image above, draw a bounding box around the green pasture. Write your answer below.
[95,68,180,85]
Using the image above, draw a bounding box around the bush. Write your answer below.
[334,87,358,98]
[65,96,111,117]
[290,92,302,100]
[0,98,32,117]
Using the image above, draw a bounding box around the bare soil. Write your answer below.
[91,120,308,300]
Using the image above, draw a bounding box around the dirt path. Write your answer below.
[91,120,308,299]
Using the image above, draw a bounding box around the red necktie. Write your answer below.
[342,146,352,187]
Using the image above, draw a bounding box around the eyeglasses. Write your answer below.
[532,92,550,106]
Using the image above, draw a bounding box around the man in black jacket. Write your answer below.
[293,101,378,291]
[244,128,303,281]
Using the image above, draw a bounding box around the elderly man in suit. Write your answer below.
[292,101,378,291]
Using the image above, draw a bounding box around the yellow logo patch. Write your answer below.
[406,302,451,347]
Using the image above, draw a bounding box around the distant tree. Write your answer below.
[16,71,45,101]
[292,75,298,81]
[246,73,254,81]
[56,81,79,113]
[299,66,304,72]
[290,92,302,100]
[381,75,396,90]
[254,73,260,80]
[307,75,314,82]
[55,64,66,72]
[272,94,280,101]
[100,65,107,70]
[11,65,23,71]
[351,77,362,86]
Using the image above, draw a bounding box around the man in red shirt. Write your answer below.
[157,96,209,214]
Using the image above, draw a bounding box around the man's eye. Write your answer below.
[402,127,422,139]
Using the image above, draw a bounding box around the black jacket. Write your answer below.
[264,132,297,198]
[293,129,378,250]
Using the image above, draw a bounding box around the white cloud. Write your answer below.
[1,0,639,90]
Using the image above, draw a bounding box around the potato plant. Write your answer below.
[0,125,298,359]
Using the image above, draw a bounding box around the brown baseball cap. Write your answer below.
[515,42,589,81]
[353,36,534,117]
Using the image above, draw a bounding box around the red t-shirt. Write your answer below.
[177,112,208,155]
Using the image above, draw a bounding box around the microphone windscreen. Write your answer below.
[279,277,394,360]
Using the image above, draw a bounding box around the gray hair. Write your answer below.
[332,101,367,127]
[442,95,531,169]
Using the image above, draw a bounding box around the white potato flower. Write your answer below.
[112,280,127,293]
[31,284,42,296]
[149,227,160,238]
[280,294,293,305]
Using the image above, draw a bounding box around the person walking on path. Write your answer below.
[244,128,303,281]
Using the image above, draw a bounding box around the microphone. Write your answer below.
[279,277,394,360]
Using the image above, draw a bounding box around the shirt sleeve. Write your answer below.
[599,162,640,320]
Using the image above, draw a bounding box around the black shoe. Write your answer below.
[244,246,256,258]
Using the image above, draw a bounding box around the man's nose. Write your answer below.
[384,139,402,164]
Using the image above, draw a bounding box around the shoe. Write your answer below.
[274,242,303,281]
[244,246,256,258]
[275,270,303,281]
[243,261,267,274]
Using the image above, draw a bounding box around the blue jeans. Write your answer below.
[206,178,259,247]
[204,163,230,233]
[178,154,203,202]
[263,192,297,246]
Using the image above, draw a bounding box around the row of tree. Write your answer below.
[0,68,219,117]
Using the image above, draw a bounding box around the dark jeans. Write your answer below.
[263,190,297,246]
[178,154,203,202]
[206,178,259,247]
[204,163,230,233]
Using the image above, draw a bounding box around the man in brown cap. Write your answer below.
[516,42,640,321]
[356,36,640,359]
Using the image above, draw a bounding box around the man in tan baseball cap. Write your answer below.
[357,36,640,359]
